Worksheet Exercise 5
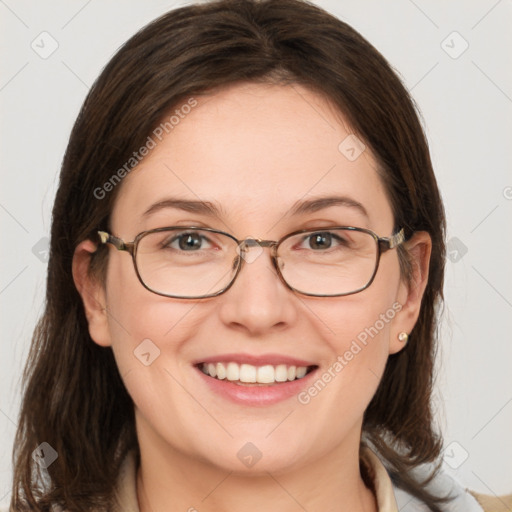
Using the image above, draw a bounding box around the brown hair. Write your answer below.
[11,0,448,510]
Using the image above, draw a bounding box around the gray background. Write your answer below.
[1,0,511,506]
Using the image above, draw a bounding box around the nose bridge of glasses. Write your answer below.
[238,238,277,251]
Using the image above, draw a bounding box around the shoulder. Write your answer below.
[391,464,485,512]
[469,491,512,512]
[361,446,486,512]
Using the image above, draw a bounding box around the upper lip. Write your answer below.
[193,353,317,367]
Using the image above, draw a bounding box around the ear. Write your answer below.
[389,231,432,355]
[72,239,112,347]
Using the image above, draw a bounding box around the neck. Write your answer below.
[135,418,378,512]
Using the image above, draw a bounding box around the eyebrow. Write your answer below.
[289,195,369,219]
[142,195,369,220]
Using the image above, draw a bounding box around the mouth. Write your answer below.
[195,361,318,386]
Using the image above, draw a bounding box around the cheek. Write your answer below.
[313,295,395,384]
[291,300,392,449]
[315,257,401,358]
[103,257,198,374]
[103,274,205,445]
[298,262,402,413]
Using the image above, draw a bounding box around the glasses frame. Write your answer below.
[97,226,405,299]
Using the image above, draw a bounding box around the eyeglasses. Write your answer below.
[97,226,405,299]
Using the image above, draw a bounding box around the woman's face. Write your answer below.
[82,82,421,474]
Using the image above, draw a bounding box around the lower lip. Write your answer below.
[194,365,318,406]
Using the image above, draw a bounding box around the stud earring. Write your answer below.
[398,332,409,343]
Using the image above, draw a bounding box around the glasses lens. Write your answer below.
[135,228,239,298]
[277,228,378,296]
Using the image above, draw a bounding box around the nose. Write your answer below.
[216,243,298,336]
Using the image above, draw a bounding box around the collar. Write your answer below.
[360,446,399,511]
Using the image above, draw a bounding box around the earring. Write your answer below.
[398,332,409,343]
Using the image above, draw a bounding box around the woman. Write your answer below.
[9,0,488,510]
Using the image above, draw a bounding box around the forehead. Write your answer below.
[110,82,394,236]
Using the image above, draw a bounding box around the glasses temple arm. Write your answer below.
[97,230,132,252]
[379,228,406,251]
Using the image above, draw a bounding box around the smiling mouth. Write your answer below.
[196,361,318,386]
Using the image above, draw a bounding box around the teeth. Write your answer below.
[200,362,311,384]
[207,363,217,378]
[216,362,226,380]
[226,362,239,381]
[240,363,256,383]
[296,367,307,378]
[275,364,288,382]
[257,365,274,384]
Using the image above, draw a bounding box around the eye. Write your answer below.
[300,231,348,251]
[166,231,214,251]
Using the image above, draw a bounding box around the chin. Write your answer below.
[190,434,311,476]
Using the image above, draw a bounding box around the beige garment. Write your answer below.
[113,446,399,511]
[469,491,512,512]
